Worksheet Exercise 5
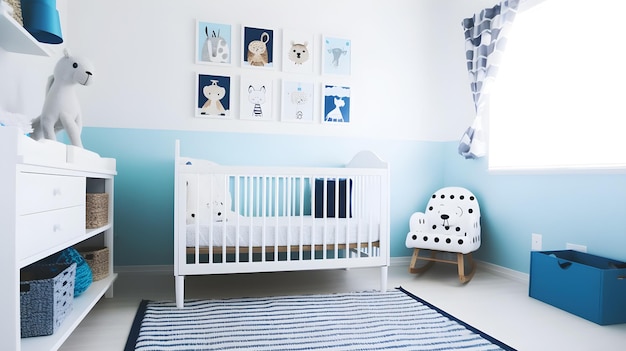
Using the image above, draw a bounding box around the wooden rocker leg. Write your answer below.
[409,248,435,274]
[457,252,476,283]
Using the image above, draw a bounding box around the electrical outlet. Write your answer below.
[531,233,542,251]
[566,243,587,252]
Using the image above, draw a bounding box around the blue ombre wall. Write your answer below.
[81,128,446,266]
[82,127,626,272]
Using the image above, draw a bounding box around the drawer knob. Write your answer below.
[53,188,62,196]
[53,224,62,232]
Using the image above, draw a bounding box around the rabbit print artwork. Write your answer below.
[247,31,270,67]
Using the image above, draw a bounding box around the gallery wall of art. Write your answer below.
[193,21,353,125]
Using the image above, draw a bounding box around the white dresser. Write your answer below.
[0,127,117,351]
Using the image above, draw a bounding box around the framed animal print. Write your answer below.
[195,73,232,118]
[240,76,273,121]
[282,30,314,74]
[281,80,315,123]
[242,26,275,69]
[322,36,351,76]
[195,20,232,65]
[322,84,350,123]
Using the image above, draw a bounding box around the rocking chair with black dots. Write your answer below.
[405,187,481,283]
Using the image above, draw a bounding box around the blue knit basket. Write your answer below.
[20,263,75,337]
[42,247,92,296]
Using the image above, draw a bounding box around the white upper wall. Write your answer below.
[0,0,69,120]
[1,0,499,141]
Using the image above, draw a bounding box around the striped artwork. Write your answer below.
[125,288,515,351]
[458,0,519,159]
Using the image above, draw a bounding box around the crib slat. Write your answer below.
[246,175,251,262]
[299,176,305,261]
[322,178,327,260]
[272,176,277,261]
[261,176,267,262]
[285,176,291,261]
[194,174,201,264]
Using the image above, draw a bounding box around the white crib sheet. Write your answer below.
[186,216,380,248]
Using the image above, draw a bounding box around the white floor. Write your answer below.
[57,262,626,351]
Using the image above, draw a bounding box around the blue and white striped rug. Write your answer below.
[125,287,515,351]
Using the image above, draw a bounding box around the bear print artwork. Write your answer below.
[283,31,314,73]
[288,41,309,65]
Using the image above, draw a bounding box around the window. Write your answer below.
[488,0,626,171]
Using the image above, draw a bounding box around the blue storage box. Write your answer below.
[529,250,626,325]
[314,178,352,218]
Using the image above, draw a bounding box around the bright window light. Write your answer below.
[488,0,626,171]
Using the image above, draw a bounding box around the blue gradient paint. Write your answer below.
[81,128,444,266]
[78,128,626,272]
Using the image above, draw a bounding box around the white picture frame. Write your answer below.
[242,25,275,69]
[322,35,351,75]
[281,80,315,123]
[195,73,232,118]
[322,84,350,123]
[282,30,314,74]
[240,76,273,121]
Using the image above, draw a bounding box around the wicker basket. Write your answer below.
[20,263,76,338]
[86,193,108,229]
[79,247,109,281]
[6,0,23,25]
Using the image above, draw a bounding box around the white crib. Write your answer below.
[174,141,390,308]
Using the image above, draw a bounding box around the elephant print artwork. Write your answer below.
[322,36,351,75]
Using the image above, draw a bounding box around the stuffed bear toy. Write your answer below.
[30,49,94,148]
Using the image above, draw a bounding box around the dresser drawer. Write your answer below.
[16,205,86,262]
[16,172,85,215]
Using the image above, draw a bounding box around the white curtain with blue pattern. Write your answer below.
[458,0,519,159]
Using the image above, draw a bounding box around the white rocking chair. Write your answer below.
[405,187,481,283]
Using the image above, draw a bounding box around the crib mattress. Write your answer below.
[186,216,380,248]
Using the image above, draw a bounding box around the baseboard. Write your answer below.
[116,258,413,274]
[390,256,412,267]
[476,260,529,284]
[115,265,173,274]
[114,257,529,284]
[391,255,529,284]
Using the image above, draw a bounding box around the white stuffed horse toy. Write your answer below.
[31,49,94,148]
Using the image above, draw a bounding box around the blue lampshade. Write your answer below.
[20,0,63,44]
